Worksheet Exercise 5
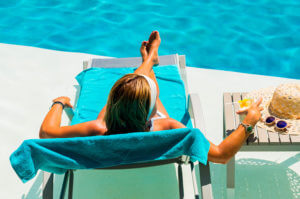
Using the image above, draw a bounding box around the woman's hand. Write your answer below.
[236,97,263,126]
[53,96,73,108]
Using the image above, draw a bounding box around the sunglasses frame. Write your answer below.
[265,116,288,132]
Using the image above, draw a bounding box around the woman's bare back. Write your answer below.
[96,107,173,133]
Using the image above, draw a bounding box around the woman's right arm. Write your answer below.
[207,125,249,164]
[169,98,263,164]
[207,98,263,164]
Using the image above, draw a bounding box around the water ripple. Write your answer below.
[0,0,299,79]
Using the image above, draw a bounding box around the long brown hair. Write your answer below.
[104,73,151,135]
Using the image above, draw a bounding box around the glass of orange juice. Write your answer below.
[238,98,253,122]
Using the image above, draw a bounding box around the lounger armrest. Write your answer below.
[188,93,206,133]
[64,108,74,121]
[188,93,213,199]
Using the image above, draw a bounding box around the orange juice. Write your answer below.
[238,99,253,122]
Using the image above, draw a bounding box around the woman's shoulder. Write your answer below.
[153,117,186,131]
[89,120,107,135]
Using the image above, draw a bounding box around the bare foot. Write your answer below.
[140,41,149,62]
[146,31,161,52]
[146,31,161,65]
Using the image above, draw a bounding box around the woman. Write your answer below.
[40,31,263,164]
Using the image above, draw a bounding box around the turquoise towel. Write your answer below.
[10,128,210,183]
[10,65,210,183]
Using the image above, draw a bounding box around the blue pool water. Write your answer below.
[0,0,299,79]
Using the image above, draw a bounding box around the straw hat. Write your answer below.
[245,83,300,135]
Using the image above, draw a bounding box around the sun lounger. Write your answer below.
[10,54,213,199]
[82,54,213,199]
[223,92,300,192]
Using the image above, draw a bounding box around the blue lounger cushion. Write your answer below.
[10,65,210,183]
[71,65,193,127]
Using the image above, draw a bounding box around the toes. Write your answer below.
[146,31,160,52]
[151,31,159,40]
[141,41,147,48]
[148,31,160,44]
[140,41,148,57]
[141,41,148,49]
[154,31,160,40]
[148,31,156,43]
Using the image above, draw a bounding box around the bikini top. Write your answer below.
[148,111,167,131]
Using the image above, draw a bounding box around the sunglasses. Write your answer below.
[265,116,288,131]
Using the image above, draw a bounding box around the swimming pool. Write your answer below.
[0,0,299,79]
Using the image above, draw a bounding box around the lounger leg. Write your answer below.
[190,163,199,199]
[178,164,184,199]
[43,172,54,199]
[59,171,71,199]
[199,162,213,199]
[177,163,195,199]
[61,170,74,199]
[68,170,74,199]
[227,156,235,198]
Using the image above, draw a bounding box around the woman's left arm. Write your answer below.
[39,96,104,138]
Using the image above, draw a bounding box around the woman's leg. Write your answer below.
[148,70,169,118]
[99,31,168,121]
[134,31,160,76]
[97,32,160,121]
[136,31,169,118]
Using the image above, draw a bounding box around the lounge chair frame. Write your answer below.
[42,54,213,199]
